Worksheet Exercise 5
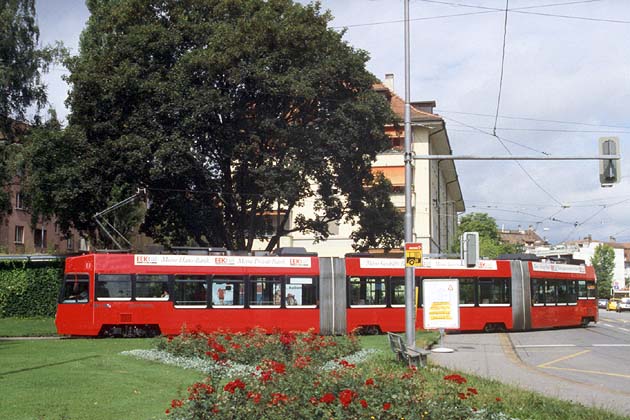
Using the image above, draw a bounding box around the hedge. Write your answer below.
[0,262,63,317]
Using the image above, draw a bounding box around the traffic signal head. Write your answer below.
[599,137,620,187]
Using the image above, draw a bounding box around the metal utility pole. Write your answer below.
[403,0,416,349]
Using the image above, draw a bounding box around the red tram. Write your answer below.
[55,250,597,337]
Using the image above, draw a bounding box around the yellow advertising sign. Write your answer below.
[405,243,423,267]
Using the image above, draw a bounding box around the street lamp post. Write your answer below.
[403,0,416,349]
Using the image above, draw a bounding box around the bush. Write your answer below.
[166,360,507,419]
[0,263,62,317]
[160,330,509,419]
[157,328,361,367]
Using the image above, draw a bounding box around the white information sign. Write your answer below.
[423,278,460,330]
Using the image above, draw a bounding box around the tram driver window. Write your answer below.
[96,274,131,300]
[61,274,90,303]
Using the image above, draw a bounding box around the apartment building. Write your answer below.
[268,75,465,256]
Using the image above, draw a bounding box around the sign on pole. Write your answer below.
[405,243,423,267]
[422,278,460,330]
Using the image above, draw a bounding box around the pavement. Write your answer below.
[427,332,630,416]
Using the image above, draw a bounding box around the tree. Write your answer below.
[0,0,62,214]
[591,244,615,298]
[350,173,404,252]
[31,0,398,251]
[453,213,523,259]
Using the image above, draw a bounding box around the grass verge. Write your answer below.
[0,331,626,420]
[0,338,203,420]
[0,317,57,336]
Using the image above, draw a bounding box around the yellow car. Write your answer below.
[607,299,620,311]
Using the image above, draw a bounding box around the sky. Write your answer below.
[34,0,630,246]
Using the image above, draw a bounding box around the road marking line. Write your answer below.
[592,344,630,347]
[600,323,615,327]
[515,344,576,348]
[541,366,630,379]
[618,328,630,332]
[537,349,590,368]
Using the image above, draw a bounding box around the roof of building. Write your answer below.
[373,79,465,212]
[499,229,547,246]
[373,83,443,122]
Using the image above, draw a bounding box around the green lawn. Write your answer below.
[0,324,626,420]
[0,338,204,420]
[0,317,57,337]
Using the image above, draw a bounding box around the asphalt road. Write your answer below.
[429,309,630,416]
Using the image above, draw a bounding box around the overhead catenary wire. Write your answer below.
[436,109,630,130]
[493,0,509,137]
[338,0,625,31]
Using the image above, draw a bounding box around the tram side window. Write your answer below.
[586,281,597,298]
[531,279,545,305]
[136,274,170,300]
[567,281,578,304]
[174,275,207,306]
[459,278,475,305]
[349,277,386,306]
[391,277,405,305]
[577,280,588,298]
[212,276,244,306]
[249,276,282,306]
[545,281,558,305]
[286,277,317,306]
[478,278,510,305]
[557,281,569,304]
[61,274,90,303]
[96,274,131,300]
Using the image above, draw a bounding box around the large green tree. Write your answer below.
[29,0,399,251]
[453,213,523,259]
[350,173,403,252]
[591,243,615,297]
[0,0,61,213]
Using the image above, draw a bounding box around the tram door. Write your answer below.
[319,257,347,335]
[510,260,532,331]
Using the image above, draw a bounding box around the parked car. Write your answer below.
[598,298,608,309]
[617,298,630,312]
[607,299,620,311]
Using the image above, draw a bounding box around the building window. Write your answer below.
[14,226,24,244]
[15,192,24,210]
[34,229,47,249]
[327,221,339,236]
[79,237,89,251]
[66,236,74,250]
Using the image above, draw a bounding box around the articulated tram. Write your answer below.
[55,250,597,337]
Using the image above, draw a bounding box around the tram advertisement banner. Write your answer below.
[422,278,460,330]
